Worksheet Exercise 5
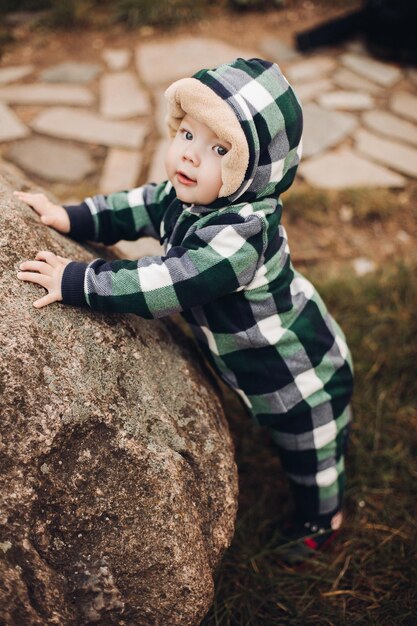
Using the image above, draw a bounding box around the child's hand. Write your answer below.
[17,251,72,308]
[13,191,70,234]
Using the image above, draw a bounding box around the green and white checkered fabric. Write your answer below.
[62,58,353,518]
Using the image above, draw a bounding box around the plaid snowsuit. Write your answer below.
[62,59,353,521]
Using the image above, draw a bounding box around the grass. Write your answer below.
[201,261,417,626]
[284,185,402,226]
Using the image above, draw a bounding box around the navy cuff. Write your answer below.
[64,202,95,241]
[61,261,89,307]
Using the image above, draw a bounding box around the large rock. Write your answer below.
[0,171,238,626]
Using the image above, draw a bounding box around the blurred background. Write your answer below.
[1,1,416,624]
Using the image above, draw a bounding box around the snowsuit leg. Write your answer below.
[263,400,352,521]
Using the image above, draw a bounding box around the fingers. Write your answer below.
[17,270,50,289]
[13,191,43,206]
[33,293,59,309]
[19,260,54,276]
[35,250,60,267]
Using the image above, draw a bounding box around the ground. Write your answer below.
[1,3,416,624]
[1,1,416,279]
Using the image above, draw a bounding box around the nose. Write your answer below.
[182,145,200,166]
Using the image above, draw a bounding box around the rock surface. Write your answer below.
[0,171,238,626]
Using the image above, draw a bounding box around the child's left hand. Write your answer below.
[17,250,72,308]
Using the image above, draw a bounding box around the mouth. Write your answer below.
[176,171,196,186]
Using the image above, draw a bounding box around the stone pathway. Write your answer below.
[1,31,417,268]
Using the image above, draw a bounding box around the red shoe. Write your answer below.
[274,512,343,565]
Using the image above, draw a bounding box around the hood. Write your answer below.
[165,57,303,209]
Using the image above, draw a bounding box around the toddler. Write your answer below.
[16,58,353,565]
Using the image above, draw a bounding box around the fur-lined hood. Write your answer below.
[165,57,303,209]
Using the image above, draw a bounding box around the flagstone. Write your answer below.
[300,148,406,189]
[285,56,337,84]
[345,40,368,55]
[259,37,300,63]
[112,237,163,261]
[99,148,142,194]
[6,136,95,183]
[102,48,131,71]
[136,36,257,86]
[333,68,382,93]
[340,53,402,87]
[363,110,417,147]
[293,79,333,103]
[355,128,417,178]
[148,139,169,184]
[0,65,34,85]
[390,92,417,124]
[0,84,94,106]
[302,103,358,159]
[318,90,373,111]
[100,71,150,119]
[154,89,169,137]
[40,62,101,84]
[0,102,30,142]
[408,68,417,87]
[31,107,148,149]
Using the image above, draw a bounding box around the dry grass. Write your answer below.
[202,262,417,626]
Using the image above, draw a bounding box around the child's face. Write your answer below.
[165,114,231,206]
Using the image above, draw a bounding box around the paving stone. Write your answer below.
[0,156,26,180]
[154,89,169,137]
[112,237,164,261]
[355,128,417,178]
[31,107,148,149]
[0,65,34,85]
[99,148,142,194]
[259,37,300,63]
[318,90,374,111]
[301,103,358,159]
[340,53,402,87]
[344,40,368,55]
[300,147,406,189]
[148,139,169,183]
[136,36,257,86]
[285,56,337,84]
[40,62,101,84]
[6,136,95,183]
[0,102,30,142]
[100,71,150,119]
[293,79,333,103]
[0,84,94,106]
[363,110,417,147]
[333,68,382,94]
[390,92,417,124]
[102,48,131,71]
[408,68,417,87]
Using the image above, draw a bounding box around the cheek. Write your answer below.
[165,143,177,177]
[206,158,223,190]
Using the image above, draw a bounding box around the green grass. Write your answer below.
[202,262,417,626]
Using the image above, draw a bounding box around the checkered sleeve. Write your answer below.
[65,181,175,245]
[61,212,265,317]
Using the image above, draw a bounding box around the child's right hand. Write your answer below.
[13,191,71,234]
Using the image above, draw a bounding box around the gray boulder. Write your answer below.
[0,171,238,626]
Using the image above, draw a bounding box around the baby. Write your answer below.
[16,58,353,565]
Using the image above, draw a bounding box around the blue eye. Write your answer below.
[180,128,193,140]
[215,145,228,156]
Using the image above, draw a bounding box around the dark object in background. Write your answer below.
[296,0,417,66]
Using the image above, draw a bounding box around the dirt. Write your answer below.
[1,1,416,276]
